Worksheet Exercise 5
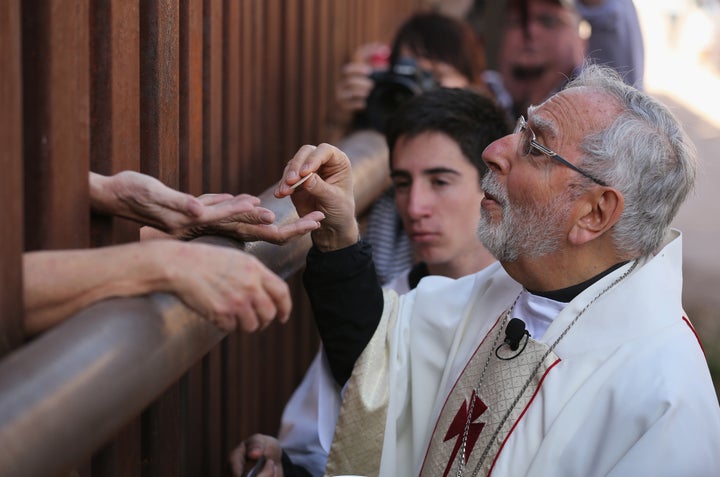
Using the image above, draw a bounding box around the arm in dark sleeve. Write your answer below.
[302,240,384,387]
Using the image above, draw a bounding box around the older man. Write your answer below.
[277,64,720,476]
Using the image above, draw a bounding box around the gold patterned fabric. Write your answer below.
[323,290,399,477]
[419,318,559,477]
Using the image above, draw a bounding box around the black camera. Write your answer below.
[362,57,439,133]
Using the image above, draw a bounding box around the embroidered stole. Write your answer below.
[419,317,558,477]
[323,290,398,477]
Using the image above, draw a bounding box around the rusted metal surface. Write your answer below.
[0,0,25,356]
[2,0,421,474]
[180,0,204,196]
[140,0,180,186]
[22,0,90,251]
[0,294,224,477]
[90,0,142,247]
[0,130,388,477]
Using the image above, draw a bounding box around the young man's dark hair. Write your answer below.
[384,87,509,177]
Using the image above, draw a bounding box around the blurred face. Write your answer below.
[479,87,615,262]
[391,132,485,271]
[499,0,586,114]
[399,47,470,88]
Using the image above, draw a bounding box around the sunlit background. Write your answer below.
[636,0,720,393]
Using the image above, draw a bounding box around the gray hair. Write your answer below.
[565,64,697,258]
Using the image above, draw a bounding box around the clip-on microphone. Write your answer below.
[495,318,530,360]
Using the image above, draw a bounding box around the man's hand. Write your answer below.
[166,242,292,333]
[90,171,208,230]
[335,42,388,115]
[229,434,283,477]
[274,144,359,252]
[91,171,325,244]
[23,240,292,335]
[142,193,325,244]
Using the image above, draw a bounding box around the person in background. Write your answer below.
[474,0,644,120]
[494,0,587,119]
[330,10,494,286]
[229,88,509,477]
[277,64,720,476]
[23,170,324,335]
[576,0,645,90]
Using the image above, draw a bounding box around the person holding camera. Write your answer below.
[327,11,494,286]
[328,12,490,143]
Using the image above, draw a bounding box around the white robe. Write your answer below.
[328,230,720,476]
[277,268,413,475]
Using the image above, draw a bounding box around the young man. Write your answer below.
[230,88,508,476]
[277,64,720,476]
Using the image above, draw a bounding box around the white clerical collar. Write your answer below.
[512,288,565,340]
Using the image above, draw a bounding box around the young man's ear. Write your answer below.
[568,187,624,245]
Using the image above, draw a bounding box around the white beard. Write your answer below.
[478,172,572,262]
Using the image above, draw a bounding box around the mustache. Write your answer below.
[482,172,508,207]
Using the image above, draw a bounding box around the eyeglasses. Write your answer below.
[514,116,608,186]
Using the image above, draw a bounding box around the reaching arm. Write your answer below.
[23,240,292,336]
[89,171,205,229]
[303,240,383,386]
[275,144,383,385]
[90,171,325,244]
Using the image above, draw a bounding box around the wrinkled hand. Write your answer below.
[274,144,358,252]
[229,434,283,477]
[168,242,291,332]
[164,193,325,244]
[90,171,208,231]
[335,42,389,115]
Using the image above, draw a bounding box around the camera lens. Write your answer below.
[360,58,438,133]
[364,77,420,133]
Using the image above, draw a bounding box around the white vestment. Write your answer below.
[326,231,720,476]
[278,268,413,475]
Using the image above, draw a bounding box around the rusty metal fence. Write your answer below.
[0,0,425,475]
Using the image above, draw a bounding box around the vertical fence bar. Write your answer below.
[139,1,183,475]
[0,0,25,356]
[140,0,180,186]
[178,4,206,474]
[22,0,90,252]
[179,0,204,196]
[88,8,144,474]
[4,1,427,475]
[201,0,225,473]
[89,0,142,247]
[202,0,223,193]
[220,0,243,463]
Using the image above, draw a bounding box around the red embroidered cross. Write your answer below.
[441,390,487,477]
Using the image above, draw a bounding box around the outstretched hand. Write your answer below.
[157,193,326,244]
[274,143,359,252]
[91,171,324,244]
[89,171,207,231]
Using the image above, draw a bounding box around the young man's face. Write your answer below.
[391,131,485,271]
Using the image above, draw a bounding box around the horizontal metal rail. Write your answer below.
[0,131,389,477]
